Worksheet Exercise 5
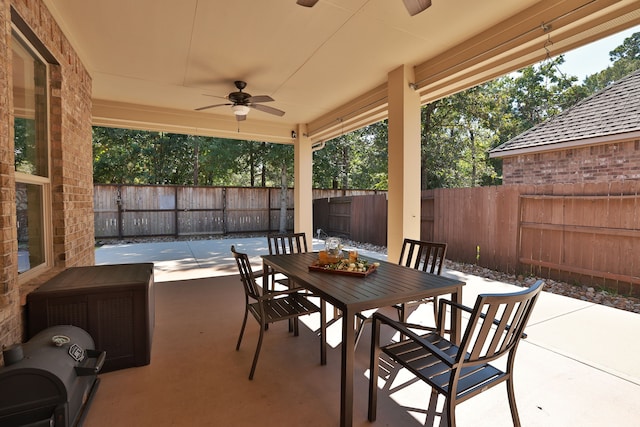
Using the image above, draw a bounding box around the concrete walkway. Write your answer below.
[95,237,640,425]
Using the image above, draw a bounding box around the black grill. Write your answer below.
[0,325,105,427]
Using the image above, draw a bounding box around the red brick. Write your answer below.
[503,140,640,185]
[0,0,94,360]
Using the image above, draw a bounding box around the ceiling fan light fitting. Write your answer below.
[232,105,250,115]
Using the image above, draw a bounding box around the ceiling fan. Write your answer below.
[296,0,432,16]
[195,80,285,121]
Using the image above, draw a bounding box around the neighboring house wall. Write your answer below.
[502,139,640,185]
[493,69,640,186]
[0,0,95,360]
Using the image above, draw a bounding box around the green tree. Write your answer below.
[196,137,246,186]
[144,133,195,184]
[313,123,388,190]
[610,32,640,60]
[507,56,579,133]
[93,127,150,184]
[14,118,35,173]
[347,122,388,190]
[421,83,503,188]
[313,135,349,189]
[261,143,294,231]
[583,32,640,93]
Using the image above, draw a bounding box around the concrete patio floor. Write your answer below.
[91,237,640,426]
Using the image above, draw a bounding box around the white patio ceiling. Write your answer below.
[43,0,640,144]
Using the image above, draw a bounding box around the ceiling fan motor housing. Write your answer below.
[229,91,251,105]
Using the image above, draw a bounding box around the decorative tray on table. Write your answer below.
[309,257,379,277]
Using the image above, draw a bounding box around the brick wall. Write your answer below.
[0,0,94,361]
[502,139,640,185]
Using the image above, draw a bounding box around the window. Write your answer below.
[12,30,51,276]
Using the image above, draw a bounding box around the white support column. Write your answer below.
[294,124,314,244]
[387,65,421,261]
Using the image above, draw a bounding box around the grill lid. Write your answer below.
[0,325,105,419]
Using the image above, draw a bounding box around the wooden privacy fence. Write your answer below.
[426,181,640,296]
[95,182,640,295]
[311,182,640,296]
[313,194,388,246]
[94,184,381,239]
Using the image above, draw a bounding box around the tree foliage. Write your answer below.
[93,32,640,190]
[583,32,640,92]
[313,122,388,190]
[93,128,293,187]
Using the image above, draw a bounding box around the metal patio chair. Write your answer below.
[232,245,326,380]
[354,239,447,347]
[266,232,309,291]
[394,239,448,324]
[368,280,545,427]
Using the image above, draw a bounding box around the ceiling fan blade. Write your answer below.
[402,0,431,16]
[202,94,229,100]
[247,95,274,103]
[195,103,231,111]
[250,103,285,117]
[296,0,319,7]
[236,114,247,122]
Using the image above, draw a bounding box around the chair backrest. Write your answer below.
[398,238,447,275]
[267,232,308,255]
[454,280,544,366]
[231,245,262,301]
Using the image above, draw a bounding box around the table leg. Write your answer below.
[261,262,270,331]
[451,286,463,345]
[262,261,269,290]
[340,308,355,427]
[321,300,327,365]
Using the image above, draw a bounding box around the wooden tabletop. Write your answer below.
[261,251,463,313]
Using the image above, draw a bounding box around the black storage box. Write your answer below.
[27,263,154,372]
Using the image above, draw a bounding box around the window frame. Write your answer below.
[11,24,54,282]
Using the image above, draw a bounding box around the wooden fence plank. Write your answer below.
[94,182,640,296]
[95,185,382,239]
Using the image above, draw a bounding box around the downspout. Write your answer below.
[312,141,325,152]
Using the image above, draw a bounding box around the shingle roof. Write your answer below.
[490,69,640,157]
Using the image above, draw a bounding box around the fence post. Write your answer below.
[174,186,179,238]
[268,187,272,232]
[116,185,123,240]
[222,187,227,234]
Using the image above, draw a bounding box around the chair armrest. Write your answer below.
[260,288,307,298]
[438,298,474,315]
[372,312,455,367]
[435,299,474,335]
[438,298,527,339]
[259,288,322,301]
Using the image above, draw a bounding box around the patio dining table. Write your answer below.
[261,251,465,427]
